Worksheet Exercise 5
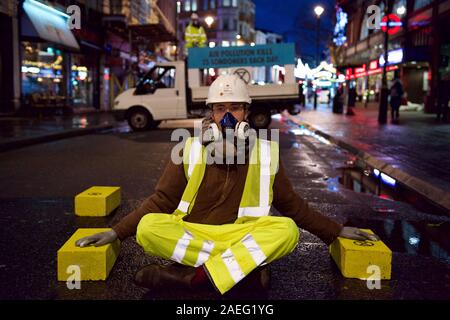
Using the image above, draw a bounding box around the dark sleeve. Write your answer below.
[272,160,343,245]
[112,157,187,240]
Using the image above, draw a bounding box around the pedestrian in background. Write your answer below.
[437,80,450,122]
[389,76,404,124]
[346,82,356,116]
[332,84,344,114]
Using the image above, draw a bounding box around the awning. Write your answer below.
[21,0,80,51]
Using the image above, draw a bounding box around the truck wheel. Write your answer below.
[127,108,153,131]
[248,109,272,129]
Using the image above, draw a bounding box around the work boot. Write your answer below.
[242,266,271,291]
[134,263,196,290]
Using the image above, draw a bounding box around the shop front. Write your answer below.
[21,43,67,110]
[345,48,430,106]
[345,49,403,104]
[20,0,80,114]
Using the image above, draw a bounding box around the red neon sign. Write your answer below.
[345,65,398,80]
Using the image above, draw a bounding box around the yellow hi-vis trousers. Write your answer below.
[136,213,299,294]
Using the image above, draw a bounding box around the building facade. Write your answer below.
[0,0,176,114]
[332,0,450,113]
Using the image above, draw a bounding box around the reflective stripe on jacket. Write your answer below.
[185,24,207,48]
[174,137,279,218]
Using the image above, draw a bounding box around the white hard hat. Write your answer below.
[191,13,199,20]
[206,74,252,106]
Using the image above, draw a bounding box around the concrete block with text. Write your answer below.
[75,186,121,216]
[57,228,120,281]
[329,229,392,280]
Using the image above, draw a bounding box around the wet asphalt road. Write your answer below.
[0,117,449,300]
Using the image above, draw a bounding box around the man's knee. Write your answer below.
[136,213,171,249]
[258,216,299,243]
[278,217,300,243]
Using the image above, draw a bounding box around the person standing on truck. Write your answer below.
[184,13,207,55]
[75,74,378,295]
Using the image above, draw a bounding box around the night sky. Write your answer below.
[254,0,336,65]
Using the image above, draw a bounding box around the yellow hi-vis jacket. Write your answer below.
[184,23,207,49]
[174,137,279,218]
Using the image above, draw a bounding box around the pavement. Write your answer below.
[0,116,448,300]
[0,112,115,152]
[286,102,450,213]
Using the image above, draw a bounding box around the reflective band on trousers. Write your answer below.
[241,233,267,266]
[221,248,246,284]
[171,230,215,267]
[171,230,194,263]
[219,234,266,285]
[195,240,215,267]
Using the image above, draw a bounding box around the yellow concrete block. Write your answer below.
[329,229,392,280]
[75,186,120,216]
[57,228,120,281]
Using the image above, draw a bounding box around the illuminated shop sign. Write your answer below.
[345,49,403,80]
[379,48,404,66]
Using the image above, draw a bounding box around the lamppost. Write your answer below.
[313,5,324,110]
[378,0,394,124]
[176,1,181,59]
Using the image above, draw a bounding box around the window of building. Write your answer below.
[184,0,191,12]
[209,41,216,47]
[210,0,216,9]
[192,0,197,11]
[222,0,231,7]
[414,0,432,11]
[232,0,237,7]
[203,0,208,10]
[222,40,230,47]
[223,18,229,30]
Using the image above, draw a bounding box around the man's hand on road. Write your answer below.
[339,226,380,241]
[75,230,118,247]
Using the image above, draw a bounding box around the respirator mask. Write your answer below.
[204,112,250,143]
[202,112,251,163]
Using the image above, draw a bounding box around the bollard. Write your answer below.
[329,229,392,280]
[75,186,120,216]
[57,228,120,281]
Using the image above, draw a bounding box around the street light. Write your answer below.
[396,6,406,16]
[313,5,324,110]
[205,16,214,28]
[314,5,324,17]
